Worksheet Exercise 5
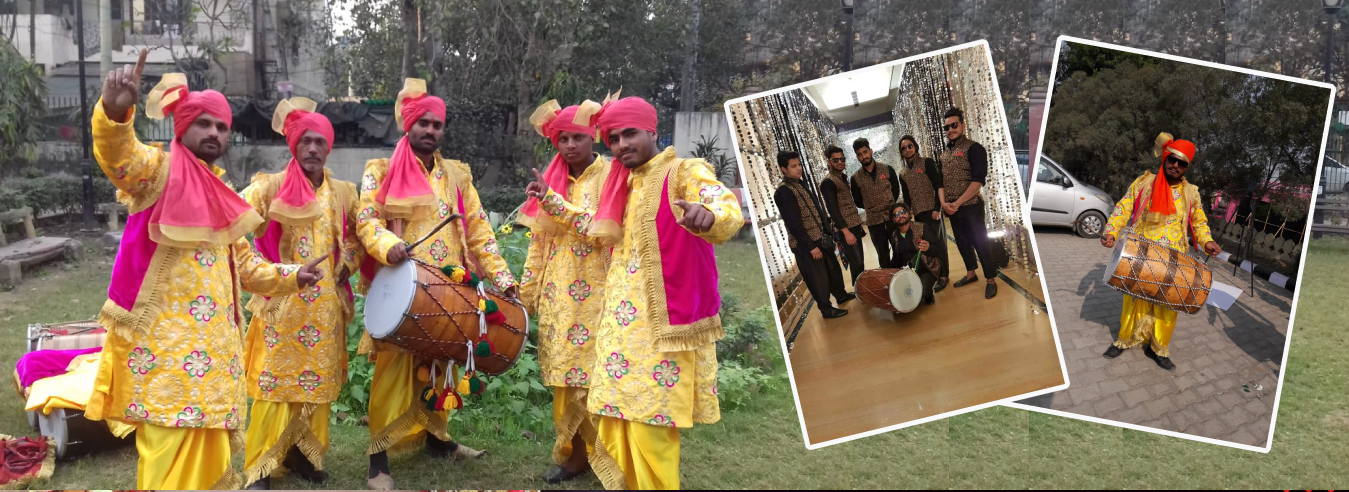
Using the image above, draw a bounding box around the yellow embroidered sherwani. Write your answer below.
[1103,172,1214,357]
[585,148,742,490]
[356,153,517,455]
[239,170,364,484]
[520,155,611,465]
[86,102,304,490]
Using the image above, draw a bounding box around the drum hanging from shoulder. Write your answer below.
[1103,230,1212,315]
[364,259,528,375]
[854,268,923,314]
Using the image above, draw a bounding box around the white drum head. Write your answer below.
[1103,233,1128,284]
[888,268,923,313]
[364,261,417,338]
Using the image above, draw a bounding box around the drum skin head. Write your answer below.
[1104,232,1128,284]
[889,268,923,313]
[364,260,417,338]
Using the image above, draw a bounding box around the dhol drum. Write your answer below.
[22,320,132,459]
[854,268,924,314]
[364,259,529,375]
[1103,230,1212,315]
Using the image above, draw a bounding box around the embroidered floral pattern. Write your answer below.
[359,206,380,224]
[605,352,630,379]
[485,238,500,255]
[570,243,594,258]
[698,184,726,204]
[599,405,625,419]
[258,371,278,392]
[296,236,313,259]
[495,271,515,289]
[114,165,129,180]
[224,407,242,429]
[564,368,589,387]
[652,360,681,388]
[228,355,241,381]
[522,268,535,285]
[627,256,640,274]
[362,174,378,191]
[181,350,212,378]
[566,324,590,346]
[299,285,322,304]
[264,326,280,348]
[543,282,558,302]
[435,168,446,180]
[574,213,593,235]
[429,239,449,262]
[194,249,218,267]
[542,193,566,216]
[176,406,206,428]
[298,324,322,348]
[299,370,321,391]
[568,279,592,301]
[188,295,217,322]
[124,403,149,421]
[127,347,157,375]
[614,300,637,326]
[648,414,676,427]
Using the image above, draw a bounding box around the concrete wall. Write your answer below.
[673,111,738,185]
[2,15,80,72]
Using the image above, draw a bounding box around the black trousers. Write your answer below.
[838,227,866,285]
[918,270,937,304]
[914,210,951,279]
[948,204,998,280]
[867,221,896,270]
[794,245,849,311]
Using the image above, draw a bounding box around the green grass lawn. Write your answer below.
[4,237,1349,488]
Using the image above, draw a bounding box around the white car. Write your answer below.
[1029,155,1115,238]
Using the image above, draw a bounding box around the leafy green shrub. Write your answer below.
[478,189,527,217]
[0,168,117,218]
[716,359,780,409]
[0,187,24,212]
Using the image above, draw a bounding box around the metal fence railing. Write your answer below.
[1320,157,1349,196]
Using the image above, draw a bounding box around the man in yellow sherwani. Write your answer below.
[580,95,743,490]
[519,99,612,484]
[1100,133,1221,371]
[86,50,325,489]
[239,98,365,489]
[355,78,518,490]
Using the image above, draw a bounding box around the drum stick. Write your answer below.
[405,213,465,252]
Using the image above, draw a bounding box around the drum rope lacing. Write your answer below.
[1106,231,1211,313]
[390,260,525,367]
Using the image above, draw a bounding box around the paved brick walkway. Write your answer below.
[1017,229,1288,448]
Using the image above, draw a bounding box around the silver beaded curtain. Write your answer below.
[892,45,1034,273]
[838,124,898,181]
[729,89,840,324]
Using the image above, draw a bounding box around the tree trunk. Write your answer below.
[679,0,701,112]
[400,0,417,79]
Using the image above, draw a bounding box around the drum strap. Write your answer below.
[1130,175,1202,252]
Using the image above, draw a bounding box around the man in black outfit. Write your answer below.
[883,202,939,306]
[850,138,901,269]
[897,134,950,292]
[819,145,866,285]
[773,151,853,319]
[938,107,998,299]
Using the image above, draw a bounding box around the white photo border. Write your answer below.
[1008,35,1336,454]
[723,39,1071,450]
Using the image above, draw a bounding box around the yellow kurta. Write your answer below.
[519,155,611,464]
[86,101,304,490]
[355,153,516,456]
[585,148,742,490]
[239,169,363,483]
[1104,172,1215,357]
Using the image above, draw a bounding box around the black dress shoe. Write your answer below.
[953,275,979,287]
[923,296,935,305]
[822,308,849,319]
[1155,356,1176,370]
[836,292,856,304]
[543,464,591,484]
[245,477,270,490]
[985,283,997,299]
[933,278,948,292]
[284,447,328,484]
[1103,345,1124,359]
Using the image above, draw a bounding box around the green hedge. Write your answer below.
[478,188,527,217]
[0,169,118,217]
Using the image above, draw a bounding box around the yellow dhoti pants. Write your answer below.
[135,423,238,490]
[552,387,597,464]
[243,400,331,485]
[594,415,681,490]
[1114,295,1178,357]
[367,348,452,455]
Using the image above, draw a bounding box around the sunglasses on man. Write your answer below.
[943,122,961,131]
[829,157,845,163]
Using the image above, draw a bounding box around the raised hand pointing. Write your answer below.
[674,199,715,233]
[297,253,330,289]
[102,48,148,121]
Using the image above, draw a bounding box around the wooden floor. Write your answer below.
[789,226,1065,445]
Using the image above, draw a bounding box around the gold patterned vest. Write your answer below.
[822,170,863,229]
[900,155,938,214]
[780,179,824,250]
[941,136,982,208]
[853,163,896,226]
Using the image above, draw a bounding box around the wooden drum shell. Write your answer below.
[1104,233,1212,315]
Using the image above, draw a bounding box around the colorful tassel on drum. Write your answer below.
[479,299,507,325]
[457,373,471,395]
[458,371,485,395]
[473,339,494,357]
[466,272,480,288]
[433,387,453,411]
[420,386,438,410]
[440,265,467,283]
